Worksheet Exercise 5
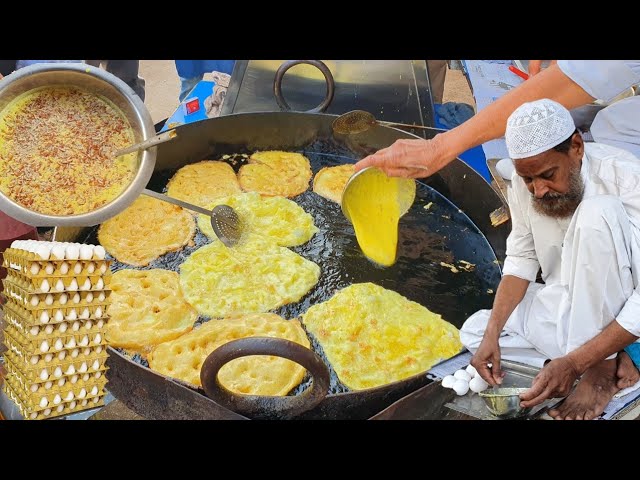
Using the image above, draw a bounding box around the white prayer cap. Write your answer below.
[505,98,576,159]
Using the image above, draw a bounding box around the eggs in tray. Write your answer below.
[100,152,464,395]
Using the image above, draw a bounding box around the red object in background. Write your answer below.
[0,211,39,296]
[509,65,530,81]
[184,98,200,115]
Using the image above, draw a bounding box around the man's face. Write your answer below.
[514,133,585,218]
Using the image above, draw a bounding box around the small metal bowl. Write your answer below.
[479,387,531,419]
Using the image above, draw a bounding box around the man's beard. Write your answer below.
[532,168,584,218]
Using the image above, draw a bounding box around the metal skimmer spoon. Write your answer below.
[141,189,241,247]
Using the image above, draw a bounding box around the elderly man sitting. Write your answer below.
[460,98,640,420]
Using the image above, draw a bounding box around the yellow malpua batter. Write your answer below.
[0,86,137,215]
[342,168,416,267]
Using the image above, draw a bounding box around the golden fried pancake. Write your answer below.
[148,313,310,394]
[238,151,312,197]
[301,282,463,390]
[107,269,198,354]
[0,86,137,216]
[180,238,320,317]
[197,192,318,247]
[98,196,195,267]
[166,160,241,210]
[312,164,355,204]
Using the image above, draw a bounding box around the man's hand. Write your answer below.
[519,356,580,408]
[528,60,557,77]
[353,137,447,179]
[470,336,505,386]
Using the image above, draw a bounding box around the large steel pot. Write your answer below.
[0,62,157,227]
[85,111,511,420]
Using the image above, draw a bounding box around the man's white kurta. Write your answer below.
[460,143,640,366]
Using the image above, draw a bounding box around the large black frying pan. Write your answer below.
[82,111,510,420]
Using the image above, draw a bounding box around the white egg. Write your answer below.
[43,408,51,416]
[92,397,100,404]
[452,379,470,396]
[57,405,65,413]
[82,373,90,382]
[98,292,106,302]
[96,278,104,290]
[31,296,40,307]
[30,355,39,365]
[39,341,49,353]
[45,263,54,275]
[94,245,106,260]
[60,262,70,275]
[442,375,457,389]
[94,333,102,344]
[39,397,48,408]
[78,388,87,399]
[45,293,54,305]
[92,360,100,371]
[30,412,38,420]
[80,278,92,291]
[58,350,66,361]
[70,375,79,384]
[30,384,38,393]
[44,353,53,362]
[51,245,66,260]
[80,307,90,319]
[39,310,49,324]
[80,245,93,260]
[68,278,78,291]
[81,399,88,407]
[66,337,76,349]
[95,307,103,318]
[95,371,102,379]
[72,293,81,303]
[86,262,96,274]
[59,292,68,305]
[44,381,53,390]
[72,321,80,331]
[58,322,68,333]
[54,366,63,378]
[99,263,108,274]
[85,320,93,330]
[67,308,77,321]
[54,338,63,351]
[453,369,472,382]
[40,279,50,293]
[30,326,39,336]
[90,386,98,396]
[96,345,103,354]
[69,400,77,409]
[58,378,65,387]
[66,365,76,375]
[55,279,65,292]
[86,292,94,303]
[79,335,89,346]
[66,245,80,260]
[30,263,41,275]
[83,347,91,356]
[465,365,478,378]
[66,391,74,401]
[53,394,62,405]
[54,309,64,322]
[79,362,88,373]
[469,376,490,393]
[73,262,83,275]
[36,245,51,260]
[71,348,79,358]
[45,325,53,335]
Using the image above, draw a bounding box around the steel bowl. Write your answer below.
[0,62,157,227]
[479,387,531,419]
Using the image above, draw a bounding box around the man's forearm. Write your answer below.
[437,64,596,161]
[566,321,639,375]
[485,275,530,339]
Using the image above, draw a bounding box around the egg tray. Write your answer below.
[4,312,107,346]
[3,299,109,327]
[3,256,111,279]
[2,247,108,266]
[2,281,111,311]
[3,378,106,421]
[4,271,110,294]
[3,325,107,364]
[3,348,109,385]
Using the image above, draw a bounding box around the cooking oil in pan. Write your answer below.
[81,147,501,395]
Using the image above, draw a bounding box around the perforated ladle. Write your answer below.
[141,189,241,247]
[332,110,438,135]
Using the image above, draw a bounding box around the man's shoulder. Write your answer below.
[586,143,640,191]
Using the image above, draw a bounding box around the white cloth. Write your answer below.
[557,60,640,158]
[460,143,640,367]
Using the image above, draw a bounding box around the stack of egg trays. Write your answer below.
[1,247,111,420]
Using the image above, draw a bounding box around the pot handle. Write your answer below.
[273,60,335,113]
[200,336,331,420]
